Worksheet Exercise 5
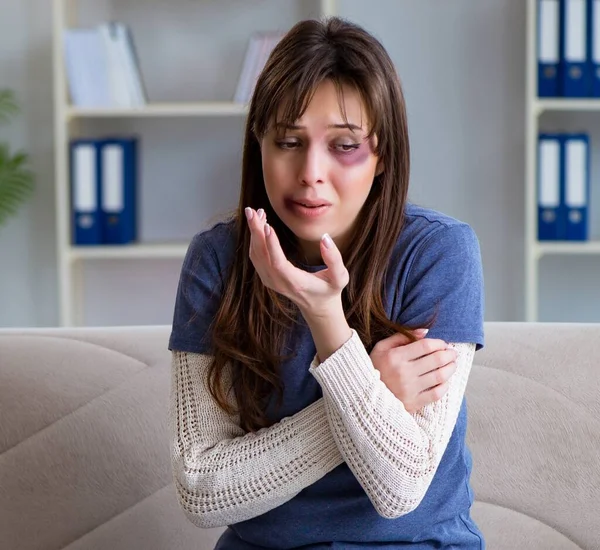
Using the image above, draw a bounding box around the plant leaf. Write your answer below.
[0,89,19,125]
[0,142,35,227]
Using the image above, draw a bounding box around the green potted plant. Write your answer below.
[0,89,35,227]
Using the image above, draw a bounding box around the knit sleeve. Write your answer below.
[170,350,343,529]
[309,334,475,519]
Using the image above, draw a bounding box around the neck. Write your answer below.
[297,239,323,266]
[297,232,349,266]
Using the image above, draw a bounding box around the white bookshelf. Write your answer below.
[535,241,600,258]
[52,0,337,326]
[525,0,600,322]
[534,98,600,113]
[66,102,250,119]
[68,244,190,260]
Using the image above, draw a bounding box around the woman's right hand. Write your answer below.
[370,330,458,414]
[245,207,349,317]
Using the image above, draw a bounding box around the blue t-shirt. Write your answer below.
[169,203,486,550]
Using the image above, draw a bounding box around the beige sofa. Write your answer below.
[0,323,598,550]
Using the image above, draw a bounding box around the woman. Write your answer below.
[169,16,485,550]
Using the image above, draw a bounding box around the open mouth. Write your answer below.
[297,202,325,208]
[285,199,331,219]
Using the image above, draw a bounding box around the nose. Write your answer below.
[299,144,326,186]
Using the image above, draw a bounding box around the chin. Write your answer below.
[285,221,325,243]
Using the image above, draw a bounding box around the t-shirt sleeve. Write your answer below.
[168,232,224,354]
[397,223,485,350]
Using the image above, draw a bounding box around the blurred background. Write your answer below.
[0,0,598,328]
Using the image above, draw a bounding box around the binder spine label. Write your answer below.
[539,0,560,63]
[565,139,586,207]
[102,145,125,212]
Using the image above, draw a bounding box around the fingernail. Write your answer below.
[414,328,429,336]
[257,208,265,219]
[322,233,334,249]
[245,207,253,220]
[264,223,271,237]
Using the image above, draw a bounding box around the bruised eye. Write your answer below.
[333,143,360,152]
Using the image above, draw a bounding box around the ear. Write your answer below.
[375,158,384,177]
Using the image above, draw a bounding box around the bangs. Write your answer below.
[249,18,392,156]
[257,72,381,149]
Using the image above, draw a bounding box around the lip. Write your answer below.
[284,198,331,219]
[288,198,332,207]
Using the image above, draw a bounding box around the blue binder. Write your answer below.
[563,133,590,240]
[538,133,564,240]
[538,0,562,96]
[561,0,592,97]
[99,137,138,245]
[70,139,102,245]
[590,0,600,95]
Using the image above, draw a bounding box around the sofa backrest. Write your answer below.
[0,323,598,549]
[469,322,600,550]
[0,326,224,550]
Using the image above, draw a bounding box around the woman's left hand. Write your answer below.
[245,207,349,317]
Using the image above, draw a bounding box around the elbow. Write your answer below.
[374,450,440,518]
[369,469,433,519]
[372,494,424,520]
[172,459,228,529]
[174,479,229,529]
[182,507,227,530]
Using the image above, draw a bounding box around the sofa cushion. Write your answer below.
[471,501,582,550]
[0,323,598,550]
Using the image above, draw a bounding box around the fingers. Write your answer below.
[417,380,452,409]
[374,328,429,352]
[246,207,267,262]
[412,347,458,376]
[264,222,291,273]
[392,337,448,363]
[418,360,457,389]
[319,233,349,290]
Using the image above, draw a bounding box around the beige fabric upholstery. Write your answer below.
[0,323,598,549]
[468,323,600,550]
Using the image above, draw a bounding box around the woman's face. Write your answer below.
[260,80,381,264]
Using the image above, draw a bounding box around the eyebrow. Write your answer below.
[274,122,363,131]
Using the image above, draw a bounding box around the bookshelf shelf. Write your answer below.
[69,243,189,261]
[66,101,249,119]
[535,241,600,258]
[535,98,600,114]
[53,0,337,326]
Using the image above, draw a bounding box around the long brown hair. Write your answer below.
[208,17,420,432]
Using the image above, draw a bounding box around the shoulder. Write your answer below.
[185,217,237,269]
[400,203,480,254]
[181,217,239,288]
[393,203,482,277]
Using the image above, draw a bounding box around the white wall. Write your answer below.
[0,0,593,327]
[341,0,528,323]
[0,0,57,327]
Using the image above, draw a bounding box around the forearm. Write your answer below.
[301,298,353,363]
[171,351,343,528]
[309,332,475,518]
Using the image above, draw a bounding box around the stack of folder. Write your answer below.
[63,22,147,108]
[234,32,285,104]
[538,132,590,240]
[538,0,600,97]
[70,136,139,246]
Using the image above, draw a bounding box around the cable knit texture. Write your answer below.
[170,336,475,528]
